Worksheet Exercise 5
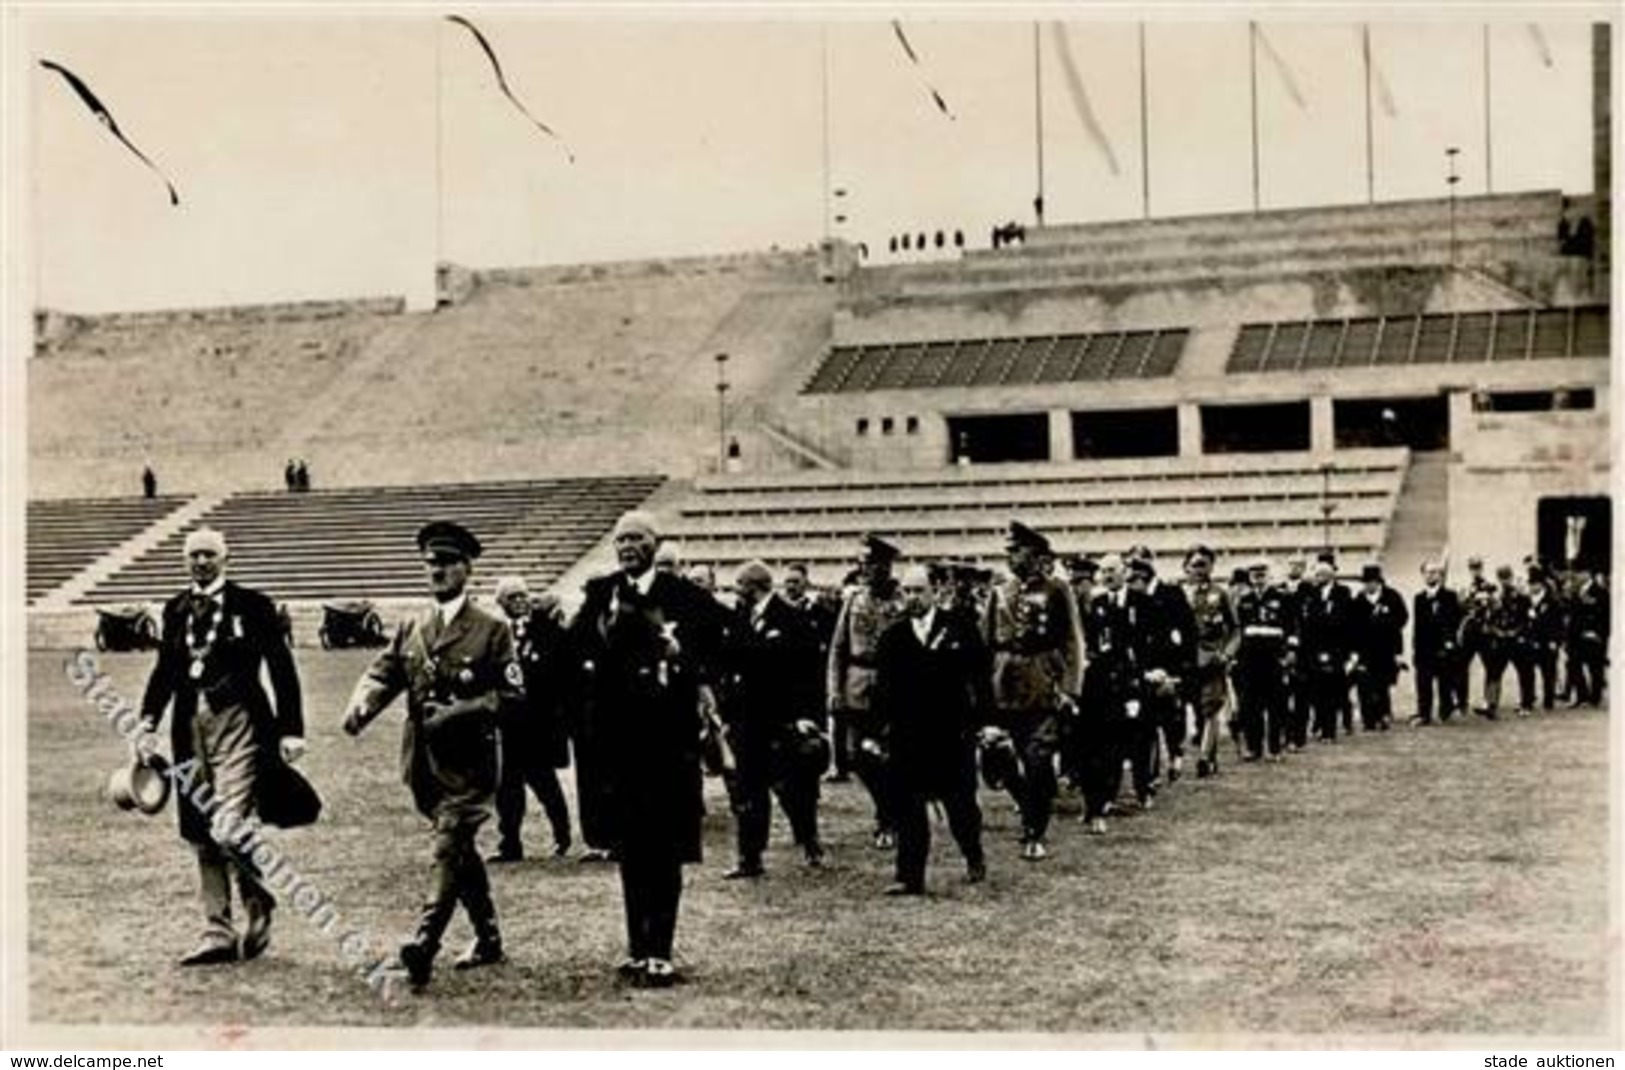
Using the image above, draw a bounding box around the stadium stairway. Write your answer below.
[27,495,207,608]
[662,448,1412,586]
[1380,451,1452,586]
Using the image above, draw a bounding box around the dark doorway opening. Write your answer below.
[947,413,1050,464]
[1073,408,1179,460]
[1537,496,1612,574]
[1201,401,1310,454]
[1333,395,1450,450]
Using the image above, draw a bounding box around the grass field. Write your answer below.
[27,648,1613,1036]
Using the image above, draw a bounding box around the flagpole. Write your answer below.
[1249,22,1261,212]
[821,23,832,244]
[435,19,444,273]
[1034,22,1046,227]
[1482,24,1494,193]
[1139,22,1150,220]
[1362,24,1375,205]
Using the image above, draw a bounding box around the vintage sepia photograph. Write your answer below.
[5,2,1618,1048]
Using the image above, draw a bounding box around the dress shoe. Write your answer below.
[396,941,434,990]
[241,903,274,962]
[723,861,764,880]
[551,840,572,859]
[1516,707,1531,719]
[642,958,679,987]
[1195,758,1212,778]
[965,859,987,884]
[884,881,924,896]
[616,957,647,980]
[1169,757,1183,782]
[578,848,615,864]
[178,940,239,967]
[1087,817,1108,836]
[452,939,506,971]
[487,848,524,864]
[1020,841,1047,862]
[872,830,895,850]
[803,845,825,869]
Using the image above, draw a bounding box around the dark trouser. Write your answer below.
[1481,644,1529,711]
[1354,671,1394,730]
[619,854,683,962]
[1106,706,1157,806]
[1236,652,1285,757]
[1414,655,1458,722]
[495,731,572,853]
[726,740,821,864]
[1287,671,1312,748]
[1571,635,1609,705]
[1522,645,1558,710]
[1191,667,1230,769]
[1310,665,1349,740]
[894,768,983,890]
[574,731,616,852]
[1150,690,1185,775]
[847,712,895,835]
[829,711,854,777]
[414,807,499,957]
[997,708,1060,843]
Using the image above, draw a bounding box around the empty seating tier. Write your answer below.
[26,496,190,604]
[1228,305,1609,374]
[803,329,1188,394]
[79,476,664,605]
[663,449,1409,584]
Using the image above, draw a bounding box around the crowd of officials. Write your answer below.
[136,512,1610,995]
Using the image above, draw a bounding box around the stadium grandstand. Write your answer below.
[25,29,1611,649]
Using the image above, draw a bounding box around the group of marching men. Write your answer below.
[135,512,1610,993]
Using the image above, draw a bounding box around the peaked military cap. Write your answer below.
[862,533,901,563]
[418,520,482,561]
[1184,544,1216,566]
[1006,521,1051,555]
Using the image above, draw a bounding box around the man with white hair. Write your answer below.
[139,526,312,966]
[1411,559,1463,724]
[490,576,573,862]
[567,509,724,988]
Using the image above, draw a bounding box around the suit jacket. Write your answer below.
[722,593,821,747]
[873,610,990,794]
[1081,587,1150,709]
[1347,586,1409,682]
[508,607,571,768]
[981,573,1085,711]
[141,580,313,843]
[1140,578,1197,677]
[1297,581,1353,671]
[347,599,522,820]
[1412,585,1464,666]
[1569,579,1611,643]
[568,568,723,863]
[1522,590,1566,651]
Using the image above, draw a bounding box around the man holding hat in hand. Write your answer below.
[342,520,522,991]
[1346,563,1409,732]
[138,526,310,966]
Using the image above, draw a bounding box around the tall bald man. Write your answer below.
[139,527,312,966]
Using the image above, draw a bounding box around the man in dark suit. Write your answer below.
[139,526,309,966]
[719,560,825,877]
[1280,554,1314,752]
[1566,570,1610,707]
[1126,551,1195,787]
[1079,554,1151,831]
[1411,560,1464,724]
[980,522,1084,860]
[1298,557,1353,742]
[567,510,724,988]
[873,564,990,894]
[342,521,522,991]
[782,562,838,777]
[490,576,573,862]
[1347,563,1409,732]
[1520,566,1565,714]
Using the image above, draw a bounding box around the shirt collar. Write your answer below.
[437,593,467,625]
[628,568,657,596]
[191,576,226,600]
[912,608,937,640]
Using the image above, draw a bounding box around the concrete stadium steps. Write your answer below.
[663,449,1409,585]
[26,496,192,604]
[77,476,665,605]
[1381,451,1453,586]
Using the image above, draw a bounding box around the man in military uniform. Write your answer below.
[1520,565,1565,714]
[342,521,521,990]
[1476,564,1531,719]
[874,564,990,894]
[1411,560,1464,724]
[1347,563,1409,732]
[1079,553,1150,831]
[1232,557,1292,761]
[490,576,573,861]
[1182,545,1237,778]
[1299,557,1353,742]
[568,510,724,988]
[1459,556,1496,712]
[1566,569,1609,707]
[138,527,313,966]
[980,522,1084,860]
[1126,552,1195,787]
[719,561,825,877]
[827,535,909,848]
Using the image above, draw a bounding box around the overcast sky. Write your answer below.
[20,8,1600,313]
